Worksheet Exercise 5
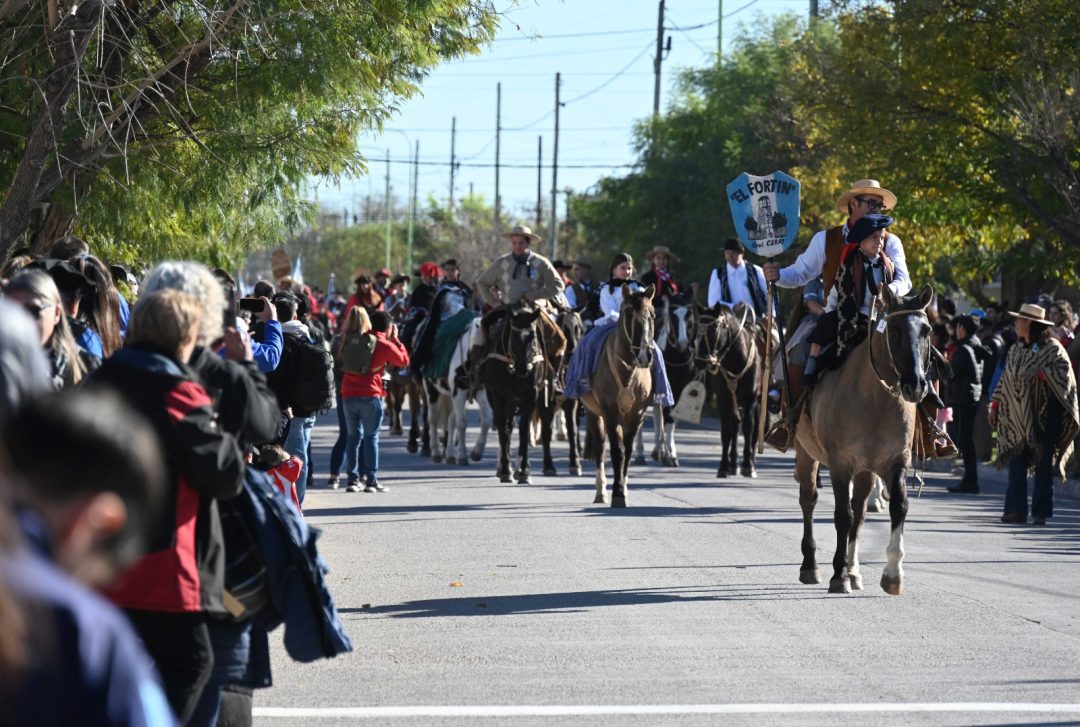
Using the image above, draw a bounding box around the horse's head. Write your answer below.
[506,307,543,378]
[696,303,747,374]
[620,283,656,368]
[669,293,695,353]
[880,284,935,403]
[557,308,584,356]
[654,295,671,350]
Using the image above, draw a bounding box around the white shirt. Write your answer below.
[599,280,642,321]
[777,224,911,310]
[707,262,768,310]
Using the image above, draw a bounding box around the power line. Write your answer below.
[563,43,655,104]
[364,157,635,170]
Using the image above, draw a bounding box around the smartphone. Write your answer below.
[239,297,265,313]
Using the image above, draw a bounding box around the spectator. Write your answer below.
[47,234,90,261]
[141,262,281,450]
[1049,299,1076,349]
[4,269,98,389]
[87,289,245,723]
[266,292,334,503]
[345,311,409,492]
[0,299,52,417]
[345,275,383,318]
[328,306,372,490]
[35,257,105,358]
[74,255,124,358]
[946,315,989,494]
[991,303,1080,525]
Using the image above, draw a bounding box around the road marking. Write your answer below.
[254,703,1080,718]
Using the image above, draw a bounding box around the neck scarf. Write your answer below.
[512,252,532,279]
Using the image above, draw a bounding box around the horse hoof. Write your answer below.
[740,465,756,478]
[446,456,457,465]
[880,574,903,595]
[671,458,679,468]
[867,499,884,514]
[556,433,568,442]
[470,450,483,462]
[611,496,627,508]
[633,455,646,466]
[716,468,728,478]
[517,476,532,485]
[593,495,606,504]
[432,454,443,464]
[543,468,557,477]
[828,577,851,594]
[849,573,864,591]
[406,442,418,454]
[499,474,513,484]
[799,568,821,585]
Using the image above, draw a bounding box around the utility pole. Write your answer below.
[653,0,665,117]
[550,72,561,262]
[408,140,419,275]
[536,136,543,231]
[384,149,392,270]
[718,0,723,58]
[495,82,502,241]
[449,116,457,214]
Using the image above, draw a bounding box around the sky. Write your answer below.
[311,0,813,227]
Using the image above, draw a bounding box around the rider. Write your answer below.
[412,259,475,378]
[640,246,685,303]
[401,262,440,351]
[563,252,673,404]
[472,224,567,370]
[708,237,770,319]
[762,180,951,455]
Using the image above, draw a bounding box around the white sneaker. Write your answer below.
[362,484,377,493]
[345,480,362,492]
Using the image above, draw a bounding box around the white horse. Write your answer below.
[634,298,694,466]
[431,316,491,465]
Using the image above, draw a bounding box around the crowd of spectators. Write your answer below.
[0,237,352,726]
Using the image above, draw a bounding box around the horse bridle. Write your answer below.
[486,316,545,374]
[619,301,653,366]
[868,303,931,399]
[695,305,755,379]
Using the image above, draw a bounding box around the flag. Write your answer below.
[292,254,304,285]
[327,272,336,299]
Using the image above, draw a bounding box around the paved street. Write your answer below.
[255,409,1080,726]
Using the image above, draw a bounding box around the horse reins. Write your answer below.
[867,302,930,398]
[619,303,653,366]
[695,305,754,379]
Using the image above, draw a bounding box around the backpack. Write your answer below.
[282,333,334,416]
[341,332,377,375]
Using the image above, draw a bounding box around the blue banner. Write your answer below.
[726,171,801,258]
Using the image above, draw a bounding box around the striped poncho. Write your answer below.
[992,337,1080,479]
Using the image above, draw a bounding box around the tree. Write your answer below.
[0,1,498,266]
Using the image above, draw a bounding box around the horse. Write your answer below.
[794,285,934,595]
[580,284,657,507]
[482,307,546,485]
[696,303,762,478]
[429,317,492,465]
[635,293,697,467]
[535,307,585,476]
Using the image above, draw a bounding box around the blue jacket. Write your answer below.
[253,320,283,373]
[238,467,353,662]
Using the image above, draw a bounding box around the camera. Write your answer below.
[239,297,265,313]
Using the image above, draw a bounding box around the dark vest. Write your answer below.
[715,263,768,316]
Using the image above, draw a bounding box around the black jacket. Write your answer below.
[188,346,282,447]
[950,334,990,406]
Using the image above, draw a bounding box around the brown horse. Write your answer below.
[794,285,934,595]
[580,284,656,508]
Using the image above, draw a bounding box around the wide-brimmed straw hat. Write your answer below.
[1009,302,1053,325]
[836,179,897,213]
[501,225,542,244]
[644,245,679,262]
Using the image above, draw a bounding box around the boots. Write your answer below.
[765,390,808,453]
[917,402,958,459]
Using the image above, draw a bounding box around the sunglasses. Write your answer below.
[22,302,49,318]
[855,195,886,211]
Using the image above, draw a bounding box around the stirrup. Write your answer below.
[765,420,792,453]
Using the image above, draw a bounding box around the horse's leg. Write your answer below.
[609,420,627,508]
[539,396,557,477]
[881,462,909,595]
[418,377,432,457]
[667,417,679,468]
[452,388,468,465]
[516,400,533,484]
[589,412,607,504]
[867,475,886,513]
[796,444,821,584]
[492,399,512,483]
[406,382,420,453]
[717,389,733,478]
[651,406,662,461]
[632,409,647,466]
[740,397,757,478]
[848,471,874,591]
[564,399,582,476]
[429,388,446,464]
[472,391,491,462]
[828,463,855,594]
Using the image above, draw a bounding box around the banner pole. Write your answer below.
[756,283,775,454]
[773,285,793,408]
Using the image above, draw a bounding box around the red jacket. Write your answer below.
[341,331,409,399]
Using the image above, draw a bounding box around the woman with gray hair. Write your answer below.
[0,298,51,417]
[140,260,280,448]
[4,269,97,389]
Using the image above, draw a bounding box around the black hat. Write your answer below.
[553,259,571,271]
[848,213,894,245]
[390,273,411,286]
[442,258,459,269]
[354,274,371,285]
[724,237,745,253]
[30,258,94,295]
[572,259,592,269]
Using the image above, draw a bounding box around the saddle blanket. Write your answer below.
[425,308,476,380]
[563,319,674,406]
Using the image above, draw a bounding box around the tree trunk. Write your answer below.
[31,205,77,256]
[0,1,104,262]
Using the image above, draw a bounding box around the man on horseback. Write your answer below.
[708,237,770,320]
[761,179,952,456]
[472,225,567,376]
[565,259,597,315]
